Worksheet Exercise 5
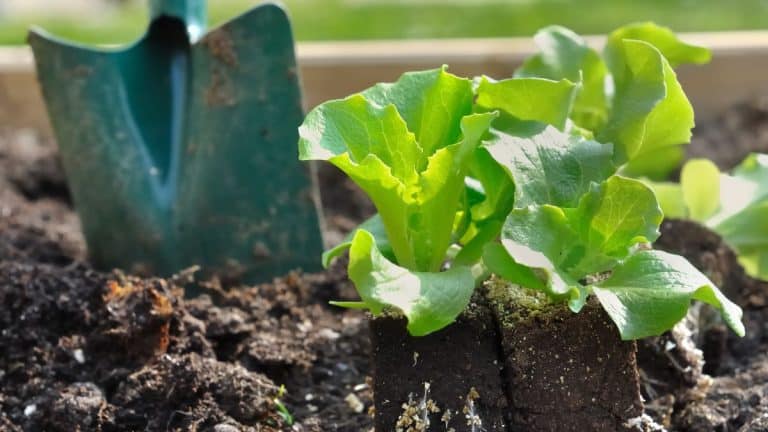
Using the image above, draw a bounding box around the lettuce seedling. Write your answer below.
[516,22,711,179]
[474,46,743,340]
[299,67,499,336]
[651,155,768,280]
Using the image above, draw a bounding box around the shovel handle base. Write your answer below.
[150,0,207,41]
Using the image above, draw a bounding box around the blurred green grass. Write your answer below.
[2,0,767,45]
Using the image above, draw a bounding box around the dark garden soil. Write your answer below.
[0,129,376,431]
[370,297,509,432]
[1,100,768,431]
[690,97,768,170]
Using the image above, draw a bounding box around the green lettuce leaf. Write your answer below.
[599,39,694,172]
[454,147,516,266]
[321,213,393,268]
[570,176,662,272]
[362,67,472,155]
[475,76,578,130]
[512,23,707,179]
[604,22,711,72]
[602,23,708,179]
[593,250,745,340]
[501,176,661,278]
[337,229,476,336]
[516,25,609,131]
[713,201,768,253]
[620,145,685,180]
[483,125,615,208]
[484,237,586,312]
[645,181,686,219]
[488,176,661,313]
[681,159,721,221]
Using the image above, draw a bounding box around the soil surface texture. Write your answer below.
[0,129,375,431]
[690,97,768,170]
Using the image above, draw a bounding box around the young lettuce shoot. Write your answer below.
[650,155,768,281]
[299,67,500,336]
[516,22,711,180]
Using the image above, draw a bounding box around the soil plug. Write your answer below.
[370,305,509,432]
[487,282,644,431]
[28,0,323,284]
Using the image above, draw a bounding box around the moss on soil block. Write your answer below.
[487,282,644,432]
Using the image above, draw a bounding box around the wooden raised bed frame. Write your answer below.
[1,31,768,136]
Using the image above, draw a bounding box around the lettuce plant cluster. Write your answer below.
[298,23,745,339]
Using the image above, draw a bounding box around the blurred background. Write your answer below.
[1,0,767,45]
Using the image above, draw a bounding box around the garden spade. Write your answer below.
[28,0,324,284]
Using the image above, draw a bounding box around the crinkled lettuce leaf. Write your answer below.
[515,22,709,180]
[593,250,744,340]
[334,230,476,336]
[516,25,609,131]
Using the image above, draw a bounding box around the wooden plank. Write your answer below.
[3,31,768,136]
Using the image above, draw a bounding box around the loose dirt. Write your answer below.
[0,129,375,431]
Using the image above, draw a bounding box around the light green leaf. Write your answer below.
[321,213,394,268]
[648,153,768,282]
[362,66,472,155]
[453,146,517,266]
[599,39,694,172]
[704,154,768,280]
[605,22,711,72]
[454,220,504,267]
[737,247,768,281]
[475,76,577,130]
[411,112,498,271]
[344,229,476,336]
[516,25,609,131]
[621,145,685,181]
[484,241,547,292]
[503,204,579,271]
[593,250,744,340]
[299,94,425,181]
[728,153,768,202]
[501,176,662,278]
[645,181,686,219]
[484,125,615,208]
[468,146,516,222]
[681,159,721,221]
[713,201,768,250]
[572,176,663,270]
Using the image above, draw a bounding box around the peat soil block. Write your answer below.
[370,290,644,432]
[370,298,508,432]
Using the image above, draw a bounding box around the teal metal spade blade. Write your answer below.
[28,0,324,284]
